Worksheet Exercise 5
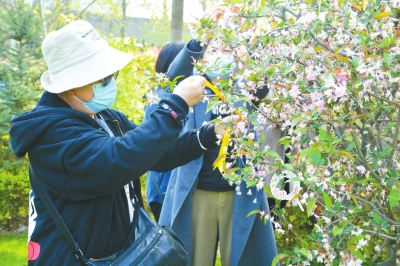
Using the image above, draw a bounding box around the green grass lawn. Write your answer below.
[0,233,27,266]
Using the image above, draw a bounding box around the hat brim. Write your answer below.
[41,46,133,93]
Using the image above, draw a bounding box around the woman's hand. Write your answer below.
[200,6,227,43]
[173,76,206,107]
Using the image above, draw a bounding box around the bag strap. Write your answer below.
[149,172,164,203]
[29,165,87,265]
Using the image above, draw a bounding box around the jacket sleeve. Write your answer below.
[149,123,217,172]
[165,39,204,84]
[57,94,197,200]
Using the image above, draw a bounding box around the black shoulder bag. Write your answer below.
[30,165,188,266]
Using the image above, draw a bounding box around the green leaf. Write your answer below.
[286,153,295,162]
[285,177,301,183]
[246,209,260,217]
[351,56,360,67]
[390,71,399,78]
[318,130,333,141]
[307,198,316,217]
[264,214,270,225]
[311,152,321,165]
[283,163,294,171]
[388,190,400,209]
[383,52,393,67]
[372,211,381,225]
[347,235,363,245]
[346,142,356,151]
[323,193,332,211]
[351,250,365,261]
[271,254,290,266]
[337,151,356,162]
[333,226,344,235]
[350,194,359,206]
[294,247,308,257]
[266,149,282,159]
[264,186,273,198]
[380,147,392,157]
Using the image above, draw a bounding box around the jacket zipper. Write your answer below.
[112,119,124,136]
[131,229,163,265]
[89,254,117,262]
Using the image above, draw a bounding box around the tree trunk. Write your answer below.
[37,0,47,40]
[199,0,207,12]
[170,0,184,42]
[121,0,126,38]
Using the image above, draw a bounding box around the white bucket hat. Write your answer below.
[40,20,133,93]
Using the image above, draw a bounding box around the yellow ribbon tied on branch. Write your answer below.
[205,80,243,173]
[213,127,232,173]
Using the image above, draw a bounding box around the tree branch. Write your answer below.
[350,131,379,179]
[336,192,400,226]
[315,199,398,241]
[388,106,400,168]
[367,91,400,108]
[75,0,98,20]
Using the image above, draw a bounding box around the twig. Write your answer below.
[372,239,388,262]
[236,25,300,65]
[281,5,349,58]
[367,91,400,108]
[388,107,400,168]
[75,0,98,20]
[315,199,398,241]
[230,92,281,126]
[336,192,400,226]
[350,131,379,179]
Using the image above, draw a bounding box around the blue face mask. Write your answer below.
[74,78,117,113]
[205,55,236,80]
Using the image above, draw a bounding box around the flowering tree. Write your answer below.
[188,0,399,265]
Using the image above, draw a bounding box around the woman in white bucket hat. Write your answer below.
[9,20,237,265]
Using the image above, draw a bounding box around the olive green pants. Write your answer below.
[190,189,234,266]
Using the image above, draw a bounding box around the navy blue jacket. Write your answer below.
[9,91,215,265]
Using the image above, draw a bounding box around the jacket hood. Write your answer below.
[9,92,95,158]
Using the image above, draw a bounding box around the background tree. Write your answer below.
[170,0,184,41]
[0,0,45,230]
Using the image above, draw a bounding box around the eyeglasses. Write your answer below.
[101,71,119,87]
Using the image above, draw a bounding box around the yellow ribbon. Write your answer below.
[213,127,232,173]
[205,80,225,101]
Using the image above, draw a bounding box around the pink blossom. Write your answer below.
[335,70,348,83]
[310,91,323,102]
[334,82,348,98]
[296,12,317,25]
[324,89,333,103]
[306,73,317,81]
[237,121,246,132]
[256,180,265,190]
[289,84,301,98]
[313,100,327,113]
[356,165,366,174]
[324,74,336,88]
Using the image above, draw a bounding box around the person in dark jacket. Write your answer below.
[146,42,185,222]
[8,20,236,266]
[146,7,278,266]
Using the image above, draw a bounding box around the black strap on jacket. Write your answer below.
[149,172,164,203]
[29,165,87,265]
